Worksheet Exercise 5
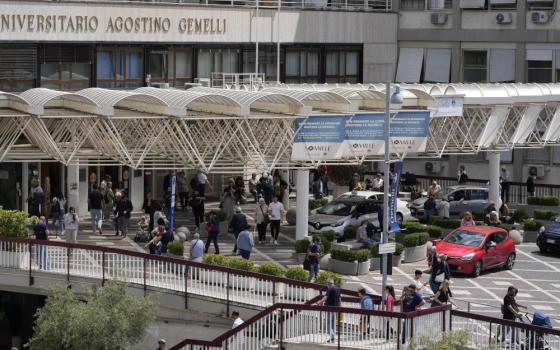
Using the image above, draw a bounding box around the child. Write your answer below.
[414,270,428,298]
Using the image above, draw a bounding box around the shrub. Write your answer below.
[401,222,425,234]
[406,330,499,350]
[528,196,560,206]
[472,212,486,222]
[429,216,461,229]
[403,232,430,248]
[202,254,228,266]
[510,208,528,223]
[321,239,332,254]
[395,243,404,256]
[426,225,443,239]
[0,207,33,238]
[295,239,310,254]
[523,219,544,231]
[534,210,558,221]
[166,241,184,257]
[227,257,255,271]
[343,225,358,240]
[309,198,329,210]
[331,248,369,263]
[370,242,380,258]
[498,224,513,232]
[320,230,337,242]
[257,262,285,277]
[315,271,342,287]
[285,267,309,282]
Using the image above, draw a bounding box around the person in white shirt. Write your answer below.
[427,180,441,197]
[267,196,285,245]
[231,311,244,349]
[414,270,429,299]
[196,170,212,196]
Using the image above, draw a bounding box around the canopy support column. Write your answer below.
[295,169,309,241]
[488,151,502,210]
[22,162,28,213]
[66,163,80,213]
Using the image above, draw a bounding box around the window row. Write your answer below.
[400,1,554,10]
[0,44,362,92]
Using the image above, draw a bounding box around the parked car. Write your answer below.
[410,185,489,219]
[537,216,560,253]
[308,191,412,237]
[432,226,516,277]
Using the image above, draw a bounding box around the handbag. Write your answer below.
[259,205,270,224]
[435,272,445,283]
[303,256,311,271]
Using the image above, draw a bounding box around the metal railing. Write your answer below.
[451,310,560,350]
[170,302,451,349]
[0,237,380,312]
[29,0,393,11]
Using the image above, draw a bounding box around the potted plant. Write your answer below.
[329,248,370,275]
[403,232,430,263]
[198,254,229,286]
[342,225,358,241]
[255,262,285,296]
[522,219,543,243]
[0,208,33,269]
[284,267,311,301]
[393,243,404,267]
[294,239,310,263]
[227,256,256,291]
[370,242,381,271]
[315,271,342,287]
[166,241,184,258]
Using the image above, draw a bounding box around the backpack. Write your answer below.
[190,176,199,190]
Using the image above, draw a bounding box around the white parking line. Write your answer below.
[516,293,533,298]
[493,281,513,286]
[506,270,560,304]
[515,249,560,273]
[465,278,503,302]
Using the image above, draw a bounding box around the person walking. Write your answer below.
[230,207,248,254]
[306,236,321,282]
[204,211,220,254]
[268,196,284,245]
[155,339,167,350]
[51,194,65,236]
[249,173,259,203]
[312,177,324,200]
[196,170,212,197]
[88,184,103,235]
[142,191,156,233]
[254,198,269,244]
[236,225,254,260]
[423,194,437,222]
[501,286,527,343]
[400,284,425,343]
[358,288,373,337]
[527,174,536,197]
[190,190,205,231]
[260,173,273,205]
[231,311,245,349]
[189,232,204,262]
[103,182,115,230]
[428,247,441,294]
[457,165,468,184]
[384,285,396,340]
[220,187,236,229]
[501,167,511,203]
[63,207,79,245]
[431,280,455,308]
[33,216,49,269]
[115,191,133,239]
[318,278,341,343]
[176,171,189,211]
[357,220,373,249]
[460,211,476,227]
[29,177,44,217]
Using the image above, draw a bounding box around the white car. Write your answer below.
[308,191,413,237]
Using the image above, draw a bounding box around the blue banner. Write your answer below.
[291,115,347,161]
[169,171,176,240]
[389,161,403,233]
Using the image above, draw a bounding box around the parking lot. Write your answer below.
[351,242,560,325]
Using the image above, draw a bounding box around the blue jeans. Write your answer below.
[358,239,372,249]
[36,244,48,269]
[308,263,319,281]
[91,209,102,234]
[326,312,336,341]
[250,189,259,203]
[239,249,251,260]
[53,212,64,233]
[429,280,439,294]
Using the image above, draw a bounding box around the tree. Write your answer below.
[407,330,499,350]
[29,281,156,350]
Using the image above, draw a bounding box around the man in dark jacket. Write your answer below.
[114,191,133,239]
[204,211,220,254]
[229,207,248,254]
[423,195,437,222]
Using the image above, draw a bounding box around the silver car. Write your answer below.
[410,185,489,218]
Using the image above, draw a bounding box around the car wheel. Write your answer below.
[397,213,403,225]
[538,244,548,254]
[504,253,515,270]
[472,261,482,277]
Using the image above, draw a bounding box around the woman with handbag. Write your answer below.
[254,198,269,244]
[306,236,321,282]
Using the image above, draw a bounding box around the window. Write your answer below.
[196,48,239,79]
[40,45,92,91]
[470,190,488,200]
[463,50,487,82]
[489,0,516,10]
[242,47,281,81]
[285,48,320,83]
[527,60,552,83]
[96,48,143,89]
[400,0,426,10]
[0,44,37,92]
[424,48,451,83]
[148,48,193,88]
[325,50,360,83]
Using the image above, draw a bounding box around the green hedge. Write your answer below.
[202,254,228,266]
[425,225,444,239]
[315,271,342,287]
[498,224,513,232]
[309,198,329,210]
[0,208,34,238]
[319,230,337,242]
[331,248,369,263]
[472,212,486,222]
[401,221,426,234]
[257,262,285,277]
[428,216,461,229]
[395,242,404,256]
[343,225,358,240]
[528,196,560,206]
[402,232,430,248]
[285,267,309,282]
[511,209,528,223]
[227,257,255,271]
[166,241,184,257]
[523,219,544,231]
[534,210,558,221]
[295,239,310,254]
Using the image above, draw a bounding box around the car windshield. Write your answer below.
[316,201,355,216]
[443,230,485,247]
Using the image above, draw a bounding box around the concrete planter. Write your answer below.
[392,255,402,267]
[320,254,330,270]
[329,258,358,275]
[357,261,370,275]
[370,257,381,271]
[523,230,539,243]
[294,253,307,264]
[403,243,428,264]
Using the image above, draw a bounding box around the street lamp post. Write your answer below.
[381,82,403,306]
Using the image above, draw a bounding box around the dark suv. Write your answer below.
[410,185,489,218]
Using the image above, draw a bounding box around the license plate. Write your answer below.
[547,238,556,244]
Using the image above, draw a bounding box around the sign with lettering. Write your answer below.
[434,95,464,117]
[291,115,347,161]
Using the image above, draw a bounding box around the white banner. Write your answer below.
[434,95,464,117]
[291,115,347,161]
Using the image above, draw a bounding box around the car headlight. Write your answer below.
[539,226,545,234]
[331,222,343,227]
[460,252,475,261]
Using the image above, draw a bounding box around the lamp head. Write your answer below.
[390,85,404,106]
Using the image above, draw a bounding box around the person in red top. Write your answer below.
[384,285,396,340]
[145,218,166,255]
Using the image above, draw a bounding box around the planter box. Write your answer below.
[329,258,358,275]
[294,253,307,264]
[1,251,29,269]
[370,257,381,271]
[403,243,428,264]
[523,230,539,243]
[392,255,402,267]
[320,254,330,270]
[357,261,370,275]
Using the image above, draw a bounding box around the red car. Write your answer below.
[432,226,516,277]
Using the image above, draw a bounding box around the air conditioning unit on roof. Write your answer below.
[430,12,448,25]
[525,164,546,178]
[425,161,442,173]
[531,11,550,23]
[496,12,513,24]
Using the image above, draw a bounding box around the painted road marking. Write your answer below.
[95,242,114,245]
[515,249,560,273]
[506,270,560,303]
[532,305,554,311]
[466,278,503,302]
[451,290,472,296]
[516,293,533,298]
[553,284,560,289]
[493,281,513,286]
